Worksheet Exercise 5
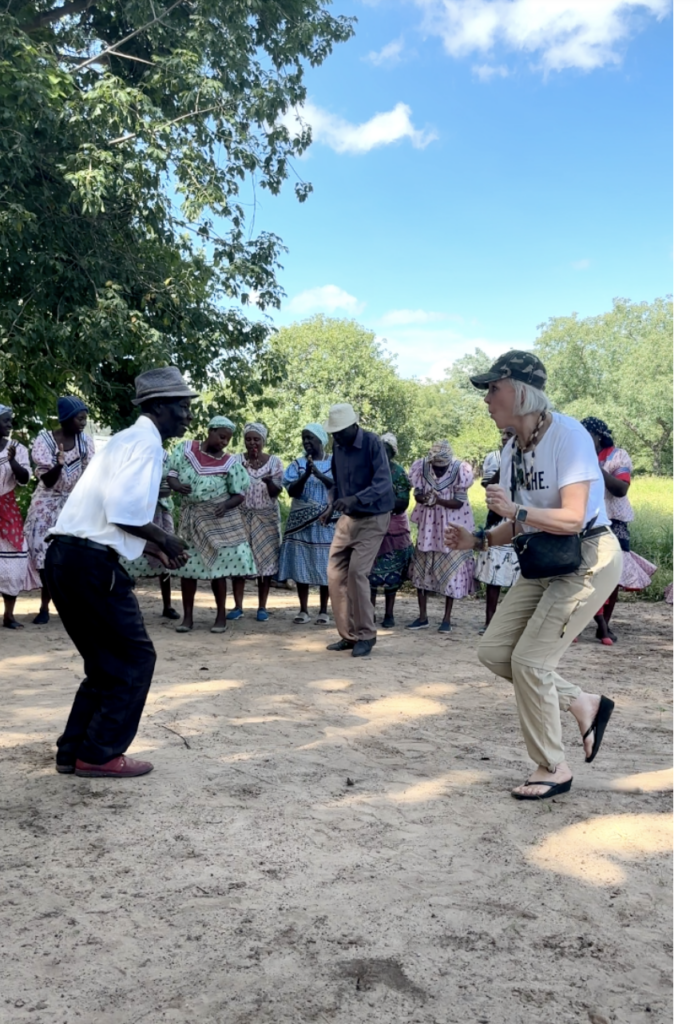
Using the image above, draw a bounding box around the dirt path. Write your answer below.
[0,586,673,1024]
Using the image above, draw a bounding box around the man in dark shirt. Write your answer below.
[322,403,394,657]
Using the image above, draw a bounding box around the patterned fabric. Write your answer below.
[599,447,634,522]
[0,441,30,596]
[277,456,335,585]
[242,504,281,578]
[369,460,413,591]
[233,454,283,577]
[381,432,399,456]
[470,349,547,390]
[24,429,95,586]
[369,544,413,592]
[475,544,520,588]
[427,440,454,466]
[168,439,255,580]
[208,415,235,430]
[243,422,268,441]
[121,505,175,579]
[408,455,475,599]
[581,417,614,449]
[410,547,476,599]
[609,519,657,591]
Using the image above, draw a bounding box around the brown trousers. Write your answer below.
[328,513,391,642]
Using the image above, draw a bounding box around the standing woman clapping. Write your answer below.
[0,404,30,628]
[25,396,94,624]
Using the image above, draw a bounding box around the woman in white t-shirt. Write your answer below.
[445,351,622,802]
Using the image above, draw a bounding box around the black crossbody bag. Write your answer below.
[509,461,598,579]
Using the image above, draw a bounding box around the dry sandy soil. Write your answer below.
[1,584,673,1024]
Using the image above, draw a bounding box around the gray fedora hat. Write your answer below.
[132,366,199,406]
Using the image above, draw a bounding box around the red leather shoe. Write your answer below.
[74,755,154,778]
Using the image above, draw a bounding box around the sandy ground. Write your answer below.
[0,584,672,1024]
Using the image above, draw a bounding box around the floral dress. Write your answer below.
[277,456,335,586]
[167,441,256,579]
[24,429,94,590]
[408,457,476,599]
[121,453,177,579]
[0,441,30,597]
[232,454,284,578]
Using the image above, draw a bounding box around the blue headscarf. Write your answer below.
[58,396,88,423]
[303,422,328,446]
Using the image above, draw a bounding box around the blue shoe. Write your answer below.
[256,609,269,622]
[226,608,243,620]
[406,618,429,630]
[438,621,452,633]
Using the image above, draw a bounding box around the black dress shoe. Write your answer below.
[351,638,376,658]
[326,639,355,651]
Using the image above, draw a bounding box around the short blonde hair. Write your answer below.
[504,378,551,416]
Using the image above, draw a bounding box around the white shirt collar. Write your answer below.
[135,415,163,441]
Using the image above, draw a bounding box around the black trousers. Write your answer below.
[45,539,157,766]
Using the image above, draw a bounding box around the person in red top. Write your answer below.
[581,417,657,645]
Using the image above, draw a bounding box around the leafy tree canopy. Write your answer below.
[535,297,673,473]
[0,1,353,428]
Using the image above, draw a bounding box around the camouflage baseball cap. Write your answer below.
[469,350,547,391]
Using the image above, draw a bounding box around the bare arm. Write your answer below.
[602,468,629,498]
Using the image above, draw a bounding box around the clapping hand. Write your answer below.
[56,444,66,466]
[6,443,16,461]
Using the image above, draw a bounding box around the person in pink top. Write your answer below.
[407,439,476,633]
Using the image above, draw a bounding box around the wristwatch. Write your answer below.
[515,506,528,523]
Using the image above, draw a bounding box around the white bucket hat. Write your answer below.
[324,403,358,434]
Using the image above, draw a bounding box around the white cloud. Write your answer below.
[286,285,365,316]
[374,325,523,379]
[571,258,591,270]
[365,36,406,66]
[378,309,464,327]
[416,0,671,73]
[472,63,510,81]
[282,101,437,155]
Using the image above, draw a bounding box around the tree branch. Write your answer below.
[26,0,96,31]
[71,0,188,73]
[108,104,217,145]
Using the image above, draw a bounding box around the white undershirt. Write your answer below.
[499,412,610,532]
[50,416,164,559]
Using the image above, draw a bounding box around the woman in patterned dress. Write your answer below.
[277,423,336,624]
[0,404,31,629]
[228,423,284,623]
[581,417,657,645]
[407,440,476,633]
[369,432,413,629]
[474,427,520,634]
[167,417,255,633]
[25,396,94,624]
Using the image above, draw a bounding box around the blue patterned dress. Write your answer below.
[277,456,336,586]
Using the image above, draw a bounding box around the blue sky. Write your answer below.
[247,0,673,380]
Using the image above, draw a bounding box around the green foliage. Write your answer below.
[0,1,353,429]
[535,297,673,474]
[621,476,673,601]
[233,315,417,462]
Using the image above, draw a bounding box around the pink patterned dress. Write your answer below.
[408,457,476,599]
[599,446,657,592]
[24,430,94,589]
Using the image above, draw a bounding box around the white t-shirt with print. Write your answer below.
[499,412,610,532]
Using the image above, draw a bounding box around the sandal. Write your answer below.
[175,624,192,633]
[512,777,573,800]
[315,612,330,624]
[294,612,311,624]
[584,696,615,763]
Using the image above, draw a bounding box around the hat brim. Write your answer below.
[324,414,358,433]
[132,387,199,406]
[469,371,507,390]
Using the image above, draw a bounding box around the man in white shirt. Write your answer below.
[45,367,197,779]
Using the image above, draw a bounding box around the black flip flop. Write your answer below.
[584,695,615,764]
[512,778,573,801]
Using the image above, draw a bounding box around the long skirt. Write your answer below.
[369,512,413,592]
[121,507,176,579]
[475,543,520,588]
[242,505,281,578]
[611,519,657,591]
[410,547,476,599]
[0,537,28,597]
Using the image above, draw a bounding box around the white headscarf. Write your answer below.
[243,422,268,441]
[381,432,398,457]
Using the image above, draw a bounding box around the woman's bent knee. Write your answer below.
[477,640,513,680]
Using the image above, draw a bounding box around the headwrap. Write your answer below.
[303,422,328,445]
[0,404,11,417]
[381,432,398,457]
[426,439,454,467]
[58,396,88,422]
[580,417,614,448]
[244,422,268,441]
[208,415,235,431]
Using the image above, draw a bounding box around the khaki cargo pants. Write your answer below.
[328,513,391,643]
[477,530,623,770]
